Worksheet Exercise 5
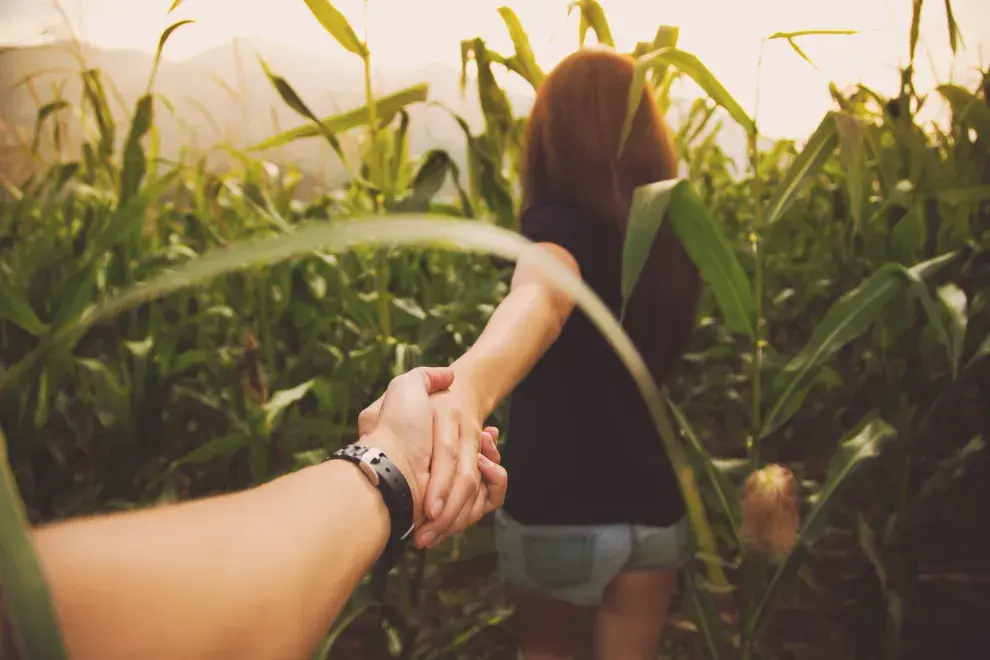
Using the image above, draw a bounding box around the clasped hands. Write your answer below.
[356,367,506,550]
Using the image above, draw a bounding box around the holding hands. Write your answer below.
[357,366,506,549]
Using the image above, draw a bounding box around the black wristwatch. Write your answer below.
[325,444,415,575]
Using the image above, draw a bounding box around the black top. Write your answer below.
[501,202,700,528]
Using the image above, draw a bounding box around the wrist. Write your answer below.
[360,429,425,523]
[449,361,490,419]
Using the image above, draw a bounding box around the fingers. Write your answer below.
[422,420,481,539]
[415,473,488,549]
[422,406,459,521]
[480,427,500,463]
[478,452,507,514]
[413,444,508,549]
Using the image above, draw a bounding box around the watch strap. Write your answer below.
[326,444,415,574]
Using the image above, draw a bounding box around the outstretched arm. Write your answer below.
[31,456,393,660]
[399,243,579,547]
[20,368,507,660]
[452,243,580,419]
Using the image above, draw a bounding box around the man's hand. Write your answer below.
[359,367,506,543]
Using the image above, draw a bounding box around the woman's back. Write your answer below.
[502,202,701,528]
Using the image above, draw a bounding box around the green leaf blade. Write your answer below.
[0,426,69,659]
[621,47,755,157]
[497,6,545,89]
[764,112,839,227]
[665,181,757,338]
[301,0,368,59]
[249,84,429,151]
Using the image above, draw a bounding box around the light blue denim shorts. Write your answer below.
[493,509,692,606]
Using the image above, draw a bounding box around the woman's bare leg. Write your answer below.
[508,587,595,659]
[593,570,678,660]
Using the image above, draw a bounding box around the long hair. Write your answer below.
[522,47,700,383]
[522,47,679,228]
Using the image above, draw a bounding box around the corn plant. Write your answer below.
[2,1,988,659]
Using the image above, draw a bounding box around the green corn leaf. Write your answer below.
[92,169,180,260]
[682,571,734,659]
[937,84,990,141]
[764,112,839,226]
[469,39,514,147]
[937,185,990,205]
[936,283,967,377]
[832,111,866,231]
[0,426,69,659]
[767,29,860,39]
[672,182,756,338]
[248,84,428,151]
[0,278,48,336]
[302,0,368,59]
[748,418,896,641]
[669,400,742,542]
[497,6,544,88]
[910,0,923,65]
[965,332,990,371]
[167,0,187,13]
[620,179,679,318]
[761,251,959,438]
[396,150,453,211]
[81,69,115,161]
[171,433,252,469]
[150,20,194,90]
[119,94,154,203]
[264,379,316,427]
[257,56,344,165]
[766,30,857,72]
[622,180,756,338]
[31,99,70,153]
[646,25,679,85]
[620,47,755,158]
[0,216,728,592]
[568,0,614,47]
[944,0,964,53]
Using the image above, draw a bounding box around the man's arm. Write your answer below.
[23,367,507,660]
[31,448,389,660]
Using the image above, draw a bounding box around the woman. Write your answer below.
[363,47,701,658]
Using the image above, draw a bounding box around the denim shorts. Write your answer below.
[493,509,692,606]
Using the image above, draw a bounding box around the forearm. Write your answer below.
[31,459,388,660]
[452,283,566,417]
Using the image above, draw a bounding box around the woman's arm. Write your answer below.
[452,242,581,418]
[400,243,579,546]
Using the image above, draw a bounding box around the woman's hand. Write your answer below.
[358,378,506,549]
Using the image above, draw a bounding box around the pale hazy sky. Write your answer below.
[2,0,988,138]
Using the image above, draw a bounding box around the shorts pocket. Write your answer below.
[521,532,596,588]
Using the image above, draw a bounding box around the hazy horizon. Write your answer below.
[2,0,989,139]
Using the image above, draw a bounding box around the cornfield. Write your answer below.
[1,0,988,658]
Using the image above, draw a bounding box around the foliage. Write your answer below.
[1,0,988,658]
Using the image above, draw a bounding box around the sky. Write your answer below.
[2,0,988,139]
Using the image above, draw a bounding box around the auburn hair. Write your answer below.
[522,47,679,228]
[522,47,700,384]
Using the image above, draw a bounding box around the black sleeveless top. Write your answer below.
[501,202,701,528]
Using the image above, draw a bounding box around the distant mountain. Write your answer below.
[0,39,752,191]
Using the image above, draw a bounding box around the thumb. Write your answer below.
[414,366,456,395]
